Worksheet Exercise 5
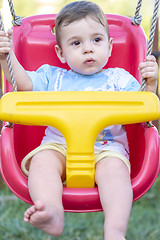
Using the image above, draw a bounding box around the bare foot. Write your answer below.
[24,200,64,236]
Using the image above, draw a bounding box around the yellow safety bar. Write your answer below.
[0,91,159,188]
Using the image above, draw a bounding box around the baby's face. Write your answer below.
[55,16,112,75]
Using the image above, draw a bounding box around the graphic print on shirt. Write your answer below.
[95,128,114,147]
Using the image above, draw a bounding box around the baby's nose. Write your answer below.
[82,42,93,54]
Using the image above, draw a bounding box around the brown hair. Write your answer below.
[55,1,110,46]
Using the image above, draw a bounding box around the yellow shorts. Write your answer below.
[21,142,130,177]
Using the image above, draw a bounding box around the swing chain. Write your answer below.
[131,0,143,25]
[0,0,21,92]
[0,12,17,128]
[7,0,22,26]
[140,0,160,92]
[146,0,160,56]
[136,0,160,128]
[0,13,17,92]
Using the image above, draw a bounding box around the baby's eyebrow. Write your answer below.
[92,33,105,37]
[66,36,79,42]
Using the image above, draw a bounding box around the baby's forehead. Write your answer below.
[61,15,104,26]
[60,16,108,34]
[56,15,110,45]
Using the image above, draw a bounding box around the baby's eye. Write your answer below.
[94,37,102,43]
[72,41,80,46]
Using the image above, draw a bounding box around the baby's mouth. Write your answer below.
[84,58,95,64]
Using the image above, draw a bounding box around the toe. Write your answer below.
[24,205,37,221]
[34,200,46,212]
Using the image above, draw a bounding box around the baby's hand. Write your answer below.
[139,55,158,93]
[0,28,13,59]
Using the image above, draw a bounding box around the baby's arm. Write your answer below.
[0,29,32,91]
[139,55,158,93]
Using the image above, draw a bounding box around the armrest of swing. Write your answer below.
[0,91,159,188]
[0,91,159,125]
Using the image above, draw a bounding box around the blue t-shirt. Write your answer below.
[28,65,140,92]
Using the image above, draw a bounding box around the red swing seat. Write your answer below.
[0,14,159,212]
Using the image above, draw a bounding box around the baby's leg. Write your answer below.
[95,157,133,240]
[24,149,66,237]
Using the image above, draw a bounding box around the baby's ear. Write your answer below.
[108,38,113,57]
[55,45,66,63]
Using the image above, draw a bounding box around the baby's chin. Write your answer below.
[72,69,104,76]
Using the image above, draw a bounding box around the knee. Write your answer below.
[96,157,129,174]
[95,157,131,186]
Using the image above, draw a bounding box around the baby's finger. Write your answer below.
[145,55,156,62]
[0,35,10,45]
[141,70,155,80]
[0,30,7,37]
[7,28,13,39]
[139,60,156,71]
[139,61,147,71]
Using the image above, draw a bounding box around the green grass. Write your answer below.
[0,177,160,240]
